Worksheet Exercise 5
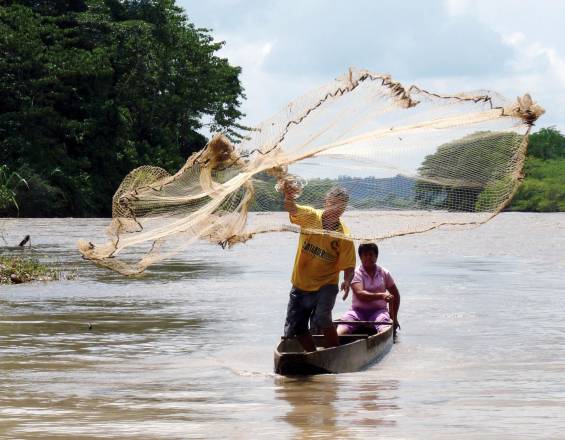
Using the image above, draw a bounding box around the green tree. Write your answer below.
[526,126,565,160]
[508,127,565,212]
[415,131,524,211]
[0,0,245,216]
[509,157,565,212]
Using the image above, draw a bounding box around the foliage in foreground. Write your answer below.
[0,255,59,284]
[0,165,28,212]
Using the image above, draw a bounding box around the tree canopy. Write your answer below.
[509,127,565,212]
[0,0,245,216]
[414,127,565,213]
[526,126,565,160]
[415,131,523,211]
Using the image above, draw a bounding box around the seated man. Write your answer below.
[283,186,356,352]
[338,243,400,335]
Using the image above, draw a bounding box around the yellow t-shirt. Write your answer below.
[290,205,356,291]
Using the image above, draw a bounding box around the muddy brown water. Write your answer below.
[1,213,564,439]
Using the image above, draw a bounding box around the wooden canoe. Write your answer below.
[274,325,394,375]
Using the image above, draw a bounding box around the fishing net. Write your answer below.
[78,68,544,275]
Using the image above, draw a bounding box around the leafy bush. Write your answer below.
[0,0,244,216]
[510,158,565,212]
[0,165,28,212]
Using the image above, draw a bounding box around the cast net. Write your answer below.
[78,68,544,274]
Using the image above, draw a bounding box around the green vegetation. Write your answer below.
[414,128,565,212]
[0,0,245,217]
[509,127,565,212]
[0,165,28,212]
[0,255,59,284]
[415,131,523,211]
[525,126,565,160]
[0,1,561,217]
[475,176,514,212]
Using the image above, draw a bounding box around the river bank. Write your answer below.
[0,254,59,284]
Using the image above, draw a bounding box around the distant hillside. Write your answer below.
[337,175,416,209]
[250,173,416,211]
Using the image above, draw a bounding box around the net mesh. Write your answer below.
[78,68,544,274]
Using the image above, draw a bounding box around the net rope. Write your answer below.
[78,68,544,275]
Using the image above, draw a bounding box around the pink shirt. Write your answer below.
[351,264,395,311]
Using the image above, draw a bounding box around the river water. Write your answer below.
[0,214,564,439]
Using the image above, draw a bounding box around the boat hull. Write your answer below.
[274,326,394,375]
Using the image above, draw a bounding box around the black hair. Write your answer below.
[358,242,379,258]
[325,186,349,203]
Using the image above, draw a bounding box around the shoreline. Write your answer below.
[0,255,59,284]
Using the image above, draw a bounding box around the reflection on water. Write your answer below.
[0,214,564,439]
[276,376,399,439]
[276,376,343,439]
[351,380,399,427]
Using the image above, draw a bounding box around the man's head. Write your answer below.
[323,186,349,221]
[358,242,379,269]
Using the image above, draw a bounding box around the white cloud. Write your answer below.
[179,0,564,131]
[445,0,473,16]
[217,36,274,68]
[503,32,526,47]
[260,42,272,59]
[441,0,565,128]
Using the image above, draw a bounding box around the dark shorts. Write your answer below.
[283,284,339,337]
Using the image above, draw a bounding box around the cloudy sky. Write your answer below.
[178,0,564,132]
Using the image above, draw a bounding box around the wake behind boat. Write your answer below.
[274,324,394,375]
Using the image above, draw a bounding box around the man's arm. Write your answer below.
[340,267,355,300]
[284,194,297,216]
